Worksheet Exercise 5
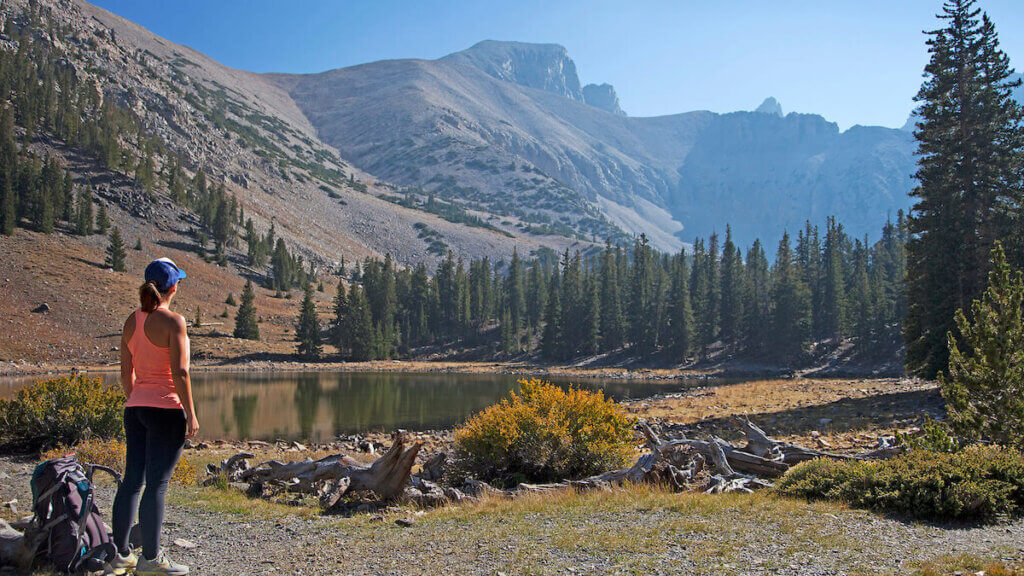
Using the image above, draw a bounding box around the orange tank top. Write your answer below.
[125,309,183,410]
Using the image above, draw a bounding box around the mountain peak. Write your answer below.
[443,40,583,101]
[755,97,783,117]
[583,83,626,116]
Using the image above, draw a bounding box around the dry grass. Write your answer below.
[908,553,1024,576]
[627,377,941,450]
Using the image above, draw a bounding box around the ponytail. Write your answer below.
[139,281,161,313]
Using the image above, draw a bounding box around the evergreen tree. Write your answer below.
[525,261,547,333]
[507,248,525,334]
[330,279,347,351]
[74,189,93,236]
[629,234,657,355]
[540,268,564,360]
[668,250,695,359]
[940,242,1024,448]
[598,241,624,351]
[345,284,375,361]
[500,306,517,354]
[234,279,260,341]
[0,177,14,235]
[105,226,126,272]
[581,267,601,355]
[295,283,322,360]
[719,227,744,345]
[743,239,772,353]
[821,217,847,341]
[905,0,1024,378]
[770,232,811,360]
[95,203,109,234]
[849,238,874,343]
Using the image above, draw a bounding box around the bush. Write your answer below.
[454,379,636,485]
[0,376,124,453]
[776,445,1024,522]
[42,437,199,487]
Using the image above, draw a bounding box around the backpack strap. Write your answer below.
[66,480,95,573]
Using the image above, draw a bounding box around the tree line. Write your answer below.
[290,216,907,363]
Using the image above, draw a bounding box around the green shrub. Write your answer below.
[454,379,636,485]
[0,376,124,453]
[776,445,1024,522]
[898,417,959,453]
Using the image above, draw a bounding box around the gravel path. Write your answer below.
[2,456,1022,576]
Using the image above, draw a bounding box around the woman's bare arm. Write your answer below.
[120,315,135,398]
[168,313,199,438]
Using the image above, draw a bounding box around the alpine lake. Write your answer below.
[0,371,734,442]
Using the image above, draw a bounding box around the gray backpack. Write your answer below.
[30,456,121,573]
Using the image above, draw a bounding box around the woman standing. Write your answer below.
[109,258,198,576]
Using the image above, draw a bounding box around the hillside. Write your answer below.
[0,0,583,367]
[270,40,918,251]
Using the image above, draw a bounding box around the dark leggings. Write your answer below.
[112,407,186,559]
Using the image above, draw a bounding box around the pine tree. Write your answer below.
[331,279,347,351]
[719,227,744,345]
[540,268,564,360]
[507,248,525,334]
[743,239,771,353]
[629,234,657,355]
[345,284,375,361]
[598,241,624,351]
[668,251,695,359]
[581,268,601,356]
[940,242,1024,448]
[500,306,517,354]
[295,283,322,360]
[0,177,14,235]
[905,0,1024,378]
[105,226,126,272]
[770,232,811,360]
[95,203,109,234]
[74,189,93,236]
[821,217,847,341]
[234,279,260,341]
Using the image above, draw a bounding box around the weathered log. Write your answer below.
[640,421,791,478]
[240,432,422,501]
[738,418,862,464]
[0,519,42,572]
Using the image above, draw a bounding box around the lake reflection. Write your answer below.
[1,371,721,442]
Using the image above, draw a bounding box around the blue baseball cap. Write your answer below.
[144,257,187,292]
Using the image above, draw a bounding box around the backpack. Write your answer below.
[29,455,121,573]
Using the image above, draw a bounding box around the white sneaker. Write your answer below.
[135,550,189,575]
[105,551,137,575]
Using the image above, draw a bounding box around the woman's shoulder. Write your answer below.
[153,308,188,330]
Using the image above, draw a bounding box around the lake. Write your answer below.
[0,371,726,442]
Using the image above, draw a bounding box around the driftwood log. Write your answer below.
[213,431,422,509]
[210,420,896,510]
[0,518,41,572]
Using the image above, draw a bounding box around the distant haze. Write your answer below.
[90,0,1024,130]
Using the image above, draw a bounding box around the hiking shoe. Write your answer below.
[135,550,189,575]
[105,551,137,575]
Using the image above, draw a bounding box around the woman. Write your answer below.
[109,258,198,576]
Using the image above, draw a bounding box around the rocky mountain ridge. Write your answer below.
[270,41,917,250]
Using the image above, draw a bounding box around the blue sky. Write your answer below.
[91,0,1024,130]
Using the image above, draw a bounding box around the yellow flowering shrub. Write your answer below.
[0,376,124,453]
[454,379,637,484]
